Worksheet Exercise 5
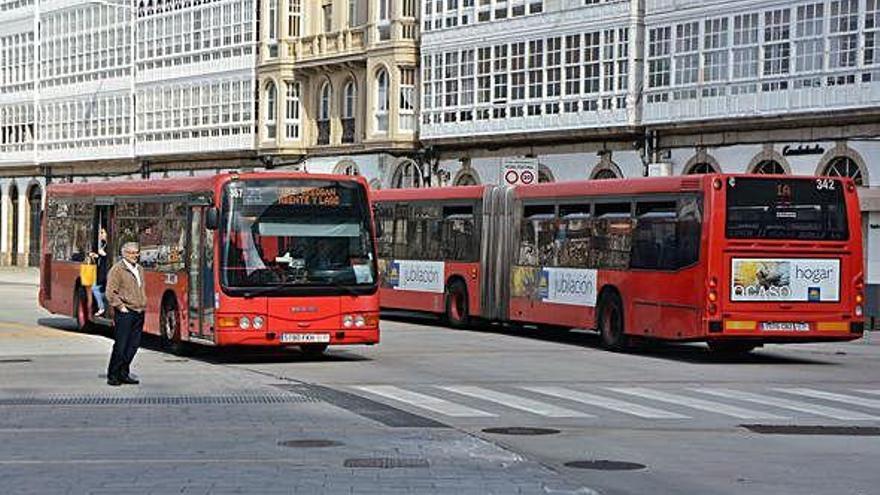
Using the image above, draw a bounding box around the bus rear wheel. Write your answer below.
[445,280,471,329]
[300,344,328,358]
[598,292,629,352]
[161,299,185,355]
[708,341,757,356]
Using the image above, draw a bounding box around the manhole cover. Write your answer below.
[565,460,646,471]
[482,427,561,436]
[278,440,343,448]
[741,424,880,436]
[343,458,429,469]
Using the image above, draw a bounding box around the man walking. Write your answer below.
[106,242,147,386]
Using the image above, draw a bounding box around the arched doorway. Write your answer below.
[8,184,19,266]
[821,156,864,186]
[752,160,786,175]
[391,160,423,188]
[592,169,619,180]
[27,185,42,267]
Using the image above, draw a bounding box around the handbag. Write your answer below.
[80,259,97,287]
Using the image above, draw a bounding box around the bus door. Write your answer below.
[92,200,114,319]
[187,206,216,343]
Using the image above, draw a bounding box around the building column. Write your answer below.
[0,180,7,264]
[16,183,27,266]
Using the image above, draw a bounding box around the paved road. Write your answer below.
[1,269,878,494]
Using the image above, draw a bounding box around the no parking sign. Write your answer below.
[502,158,539,186]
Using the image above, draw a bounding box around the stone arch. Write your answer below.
[368,178,382,190]
[390,159,423,188]
[590,153,623,180]
[816,143,869,186]
[538,164,555,183]
[683,149,721,174]
[452,166,481,186]
[748,147,791,174]
[333,159,360,176]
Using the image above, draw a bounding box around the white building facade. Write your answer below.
[420,0,880,326]
[0,0,259,266]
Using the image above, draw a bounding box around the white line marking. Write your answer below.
[438,386,591,417]
[523,386,689,419]
[353,386,496,417]
[775,388,880,410]
[609,388,787,419]
[855,390,880,396]
[696,389,878,421]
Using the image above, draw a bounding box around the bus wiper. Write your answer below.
[242,280,303,298]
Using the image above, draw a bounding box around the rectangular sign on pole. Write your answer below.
[502,158,539,186]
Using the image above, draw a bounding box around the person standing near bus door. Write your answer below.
[105,242,147,386]
[89,228,109,317]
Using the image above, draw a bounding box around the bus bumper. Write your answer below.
[212,328,380,346]
[706,318,864,343]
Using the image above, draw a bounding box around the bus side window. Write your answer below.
[557,204,591,268]
[407,204,443,261]
[441,205,476,262]
[374,203,395,258]
[677,196,702,268]
[591,203,633,270]
[392,204,409,259]
[519,204,557,267]
[631,201,677,271]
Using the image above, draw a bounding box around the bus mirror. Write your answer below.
[205,207,219,230]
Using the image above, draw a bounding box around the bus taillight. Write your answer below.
[855,276,865,317]
[707,277,719,315]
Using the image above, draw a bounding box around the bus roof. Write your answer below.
[372,185,488,202]
[514,175,710,200]
[46,172,369,198]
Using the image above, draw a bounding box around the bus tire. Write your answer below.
[300,344,328,358]
[73,286,93,332]
[445,280,471,329]
[160,298,185,355]
[708,341,757,356]
[598,291,629,352]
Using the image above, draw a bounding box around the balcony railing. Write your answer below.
[287,28,366,62]
[316,120,330,145]
[341,118,355,144]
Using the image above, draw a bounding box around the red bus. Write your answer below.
[373,175,865,353]
[39,172,380,355]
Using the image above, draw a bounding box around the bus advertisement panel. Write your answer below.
[374,175,864,354]
[39,173,379,355]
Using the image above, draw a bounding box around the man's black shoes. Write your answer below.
[120,375,140,385]
[107,377,122,386]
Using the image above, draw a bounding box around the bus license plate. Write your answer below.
[280,333,331,344]
[760,322,810,332]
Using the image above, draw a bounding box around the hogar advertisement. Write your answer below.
[540,267,598,307]
[731,258,840,302]
[389,260,445,293]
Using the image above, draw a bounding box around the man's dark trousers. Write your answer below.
[108,311,144,380]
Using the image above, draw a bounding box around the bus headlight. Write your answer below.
[855,305,863,317]
[252,316,265,329]
[239,316,251,330]
[355,315,366,328]
[343,315,354,328]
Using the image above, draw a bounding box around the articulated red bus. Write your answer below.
[40,172,380,355]
[373,175,865,353]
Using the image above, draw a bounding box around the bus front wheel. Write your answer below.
[161,299,185,355]
[598,292,629,352]
[445,280,471,329]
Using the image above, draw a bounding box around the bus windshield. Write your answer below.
[726,177,849,241]
[220,179,376,294]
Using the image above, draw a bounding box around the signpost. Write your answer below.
[502,158,539,186]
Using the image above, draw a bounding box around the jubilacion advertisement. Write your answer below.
[388,260,445,293]
[730,258,840,302]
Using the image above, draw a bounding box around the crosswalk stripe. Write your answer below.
[609,388,787,419]
[523,386,689,419]
[438,386,591,418]
[696,389,879,421]
[353,386,496,417]
[855,390,880,396]
[774,388,880,410]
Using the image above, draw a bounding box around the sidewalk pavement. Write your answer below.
[0,266,39,286]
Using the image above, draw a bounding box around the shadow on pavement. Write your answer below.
[380,311,836,366]
[36,316,372,365]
